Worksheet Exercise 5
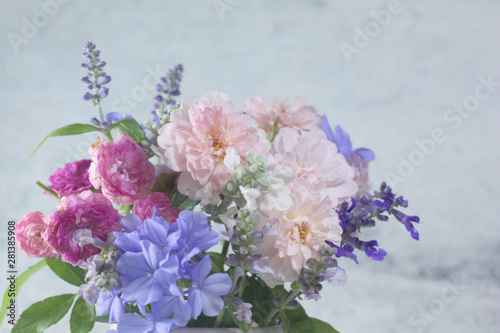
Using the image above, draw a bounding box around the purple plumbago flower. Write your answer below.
[188,255,232,319]
[321,115,375,162]
[175,211,219,264]
[150,271,191,327]
[117,312,176,333]
[321,115,375,194]
[116,241,176,305]
[99,290,125,324]
[81,42,111,104]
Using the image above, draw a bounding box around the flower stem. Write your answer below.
[36,181,60,199]
[262,288,302,327]
[214,309,225,328]
[238,273,247,298]
[96,103,113,141]
[96,103,105,123]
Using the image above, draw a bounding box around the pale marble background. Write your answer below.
[1,1,499,332]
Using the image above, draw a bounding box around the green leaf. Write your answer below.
[171,192,200,211]
[206,252,226,273]
[70,297,96,333]
[267,119,280,142]
[111,118,145,144]
[12,294,76,333]
[310,318,340,333]
[46,257,86,287]
[280,310,290,332]
[0,260,47,325]
[241,276,275,326]
[91,314,110,323]
[186,309,235,328]
[27,123,98,162]
[287,305,314,333]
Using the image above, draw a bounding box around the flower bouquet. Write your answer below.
[3,42,421,333]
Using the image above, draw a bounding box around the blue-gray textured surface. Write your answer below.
[0,1,499,332]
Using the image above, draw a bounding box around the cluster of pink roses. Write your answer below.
[154,90,370,286]
[16,132,179,265]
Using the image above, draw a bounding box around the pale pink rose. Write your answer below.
[346,154,372,196]
[269,127,357,208]
[156,90,271,205]
[15,212,57,258]
[45,191,121,265]
[88,132,156,206]
[132,192,180,223]
[254,187,342,287]
[243,97,322,133]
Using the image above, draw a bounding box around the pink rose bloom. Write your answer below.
[346,154,372,196]
[254,187,342,287]
[89,132,156,206]
[45,191,121,265]
[132,192,180,224]
[48,159,94,197]
[243,97,322,133]
[15,212,57,258]
[269,127,357,208]
[156,90,271,205]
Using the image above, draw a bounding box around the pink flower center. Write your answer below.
[290,217,312,244]
[207,134,228,159]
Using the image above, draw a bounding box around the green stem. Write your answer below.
[221,240,230,257]
[214,309,225,328]
[262,288,302,327]
[238,273,247,298]
[96,103,105,123]
[96,103,113,141]
[36,181,60,199]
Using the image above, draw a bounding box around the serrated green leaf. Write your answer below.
[70,297,96,333]
[111,118,145,144]
[92,314,110,323]
[12,294,76,333]
[27,123,98,162]
[171,192,200,210]
[46,257,86,287]
[0,260,47,325]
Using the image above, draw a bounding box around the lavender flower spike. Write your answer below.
[81,42,112,104]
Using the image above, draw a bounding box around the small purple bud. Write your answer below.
[90,118,101,126]
[100,88,109,98]
[101,76,112,85]
[81,77,92,84]
[272,298,282,307]
[83,92,94,100]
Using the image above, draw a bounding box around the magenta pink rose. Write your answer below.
[45,191,121,265]
[15,212,57,258]
[88,132,156,206]
[132,192,180,224]
[48,159,94,197]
